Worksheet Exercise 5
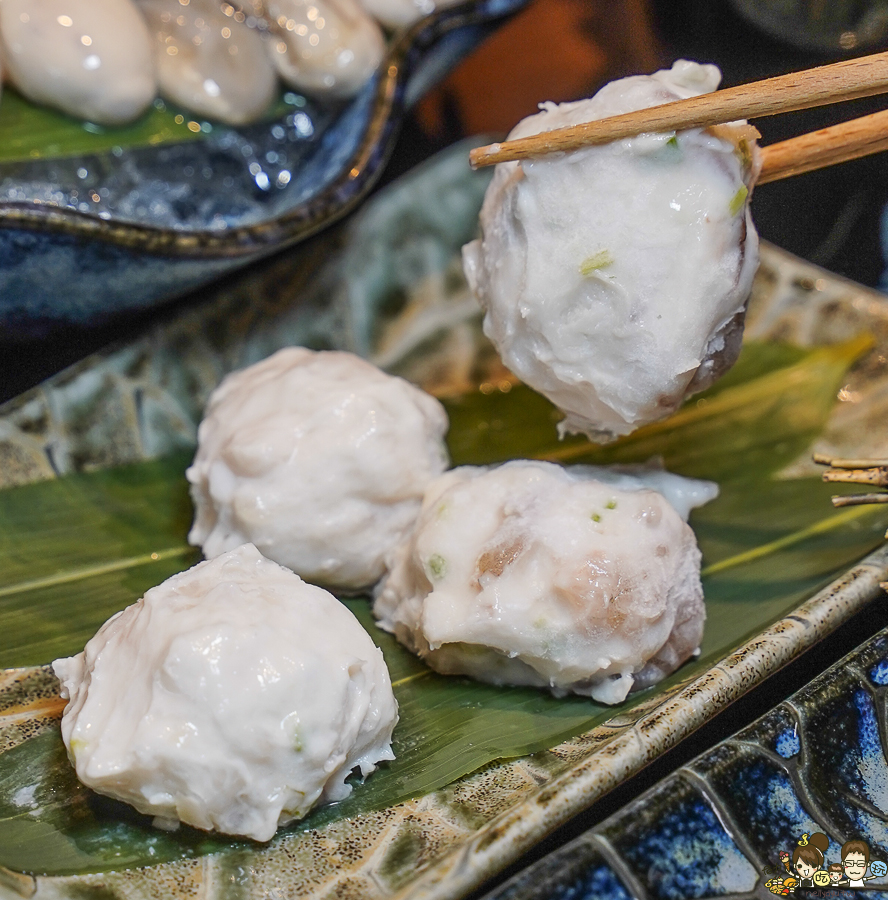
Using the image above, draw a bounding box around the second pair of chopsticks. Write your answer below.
[469,51,888,185]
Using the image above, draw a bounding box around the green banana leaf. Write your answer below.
[0,88,203,163]
[0,86,300,164]
[446,337,870,483]
[1,337,886,876]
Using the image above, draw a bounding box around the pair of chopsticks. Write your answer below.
[469,51,888,184]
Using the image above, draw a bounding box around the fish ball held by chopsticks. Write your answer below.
[462,60,761,441]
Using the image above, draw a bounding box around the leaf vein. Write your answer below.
[0,547,192,599]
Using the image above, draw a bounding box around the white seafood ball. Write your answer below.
[187,348,450,592]
[357,0,459,29]
[52,544,398,842]
[462,60,761,441]
[0,0,156,125]
[262,0,385,99]
[138,0,278,125]
[374,461,717,705]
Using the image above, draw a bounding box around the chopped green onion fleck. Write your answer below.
[579,250,614,276]
[427,554,447,579]
[605,499,617,509]
[729,185,749,216]
[591,512,602,522]
[658,134,682,162]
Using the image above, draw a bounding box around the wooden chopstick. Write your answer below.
[758,107,888,183]
[469,51,888,169]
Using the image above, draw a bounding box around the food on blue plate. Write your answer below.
[0,0,156,125]
[374,460,717,704]
[462,60,761,441]
[138,0,278,126]
[52,543,398,842]
[0,0,393,127]
[187,347,449,592]
[260,0,385,99]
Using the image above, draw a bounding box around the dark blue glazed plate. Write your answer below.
[480,614,888,900]
[0,0,526,329]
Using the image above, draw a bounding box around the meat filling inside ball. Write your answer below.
[374,461,717,705]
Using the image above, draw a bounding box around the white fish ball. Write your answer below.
[138,0,278,125]
[357,0,458,30]
[0,0,156,125]
[263,0,385,99]
[462,61,761,441]
[375,461,716,705]
[187,348,450,592]
[53,543,398,842]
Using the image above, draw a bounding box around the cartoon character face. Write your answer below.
[830,869,844,883]
[795,859,816,879]
[844,852,868,881]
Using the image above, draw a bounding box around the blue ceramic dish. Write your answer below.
[481,620,888,900]
[0,0,525,329]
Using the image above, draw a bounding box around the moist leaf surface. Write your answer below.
[1,338,885,875]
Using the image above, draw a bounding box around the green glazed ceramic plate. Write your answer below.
[1,142,888,900]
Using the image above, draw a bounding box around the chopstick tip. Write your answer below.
[469,142,501,170]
